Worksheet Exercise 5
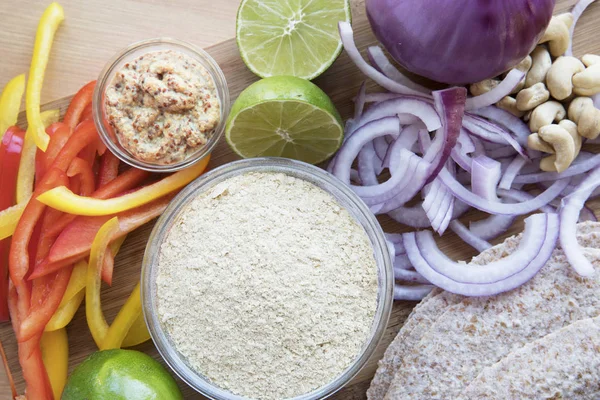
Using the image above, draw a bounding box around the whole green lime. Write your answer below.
[225,76,343,164]
[62,349,183,400]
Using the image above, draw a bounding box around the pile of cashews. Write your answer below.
[470,13,600,173]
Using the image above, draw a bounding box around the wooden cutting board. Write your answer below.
[1,0,599,398]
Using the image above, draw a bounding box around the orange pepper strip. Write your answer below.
[63,80,96,130]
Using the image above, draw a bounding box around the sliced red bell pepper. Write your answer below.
[36,122,71,183]
[44,167,149,240]
[97,151,120,188]
[67,157,96,197]
[63,81,96,130]
[43,119,99,178]
[9,169,67,323]
[32,194,175,279]
[80,102,94,122]
[101,234,126,286]
[0,126,26,321]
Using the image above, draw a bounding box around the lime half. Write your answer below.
[236,0,351,80]
[226,76,343,164]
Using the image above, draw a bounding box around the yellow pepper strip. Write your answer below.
[40,328,68,400]
[26,2,65,151]
[38,154,210,216]
[45,290,84,332]
[102,282,144,350]
[60,259,87,307]
[86,217,119,349]
[0,202,27,241]
[0,74,25,140]
[122,310,151,347]
[16,109,60,203]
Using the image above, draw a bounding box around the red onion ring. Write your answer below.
[366,46,431,94]
[464,69,525,110]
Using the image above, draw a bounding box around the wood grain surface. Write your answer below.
[1,0,599,399]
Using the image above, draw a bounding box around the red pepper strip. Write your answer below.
[0,126,26,321]
[43,167,149,240]
[42,120,99,178]
[9,169,67,322]
[63,81,96,130]
[35,123,71,183]
[101,234,126,286]
[20,266,73,342]
[77,143,98,169]
[67,157,96,197]
[97,151,120,188]
[80,102,93,122]
[32,194,175,278]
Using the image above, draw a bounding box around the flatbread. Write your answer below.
[384,222,600,399]
[459,316,600,399]
[367,288,461,399]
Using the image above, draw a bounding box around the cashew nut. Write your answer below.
[525,46,552,88]
[546,56,585,100]
[573,63,600,96]
[469,79,499,96]
[568,96,600,139]
[540,156,560,172]
[539,15,571,57]
[582,54,600,67]
[529,101,566,132]
[496,96,524,117]
[510,56,532,94]
[538,124,576,172]
[558,119,582,157]
[556,12,574,29]
[516,82,550,111]
[527,133,554,153]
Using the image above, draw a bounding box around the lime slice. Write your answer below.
[236,0,351,80]
[226,76,343,164]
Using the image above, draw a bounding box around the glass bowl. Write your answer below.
[141,157,394,399]
[92,38,230,172]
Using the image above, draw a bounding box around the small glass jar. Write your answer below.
[93,38,230,172]
[141,157,394,400]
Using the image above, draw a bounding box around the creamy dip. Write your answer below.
[105,50,220,165]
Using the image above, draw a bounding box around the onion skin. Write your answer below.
[366,0,555,84]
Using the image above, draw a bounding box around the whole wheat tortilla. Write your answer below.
[384,222,600,399]
[459,316,600,399]
[367,288,461,399]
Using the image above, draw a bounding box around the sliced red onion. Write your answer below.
[332,116,400,189]
[387,125,420,172]
[580,205,598,222]
[374,135,391,162]
[451,148,473,172]
[499,156,527,190]
[385,233,403,243]
[404,213,559,296]
[438,168,570,215]
[514,153,600,184]
[424,87,466,182]
[559,165,600,276]
[565,0,596,57]
[379,156,431,212]
[468,107,531,146]
[394,267,430,284]
[388,200,470,228]
[486,146,518,159]
[364,151,424,206]
[471,156,501,200]
[357,141,381,186]
[456,129,476,154]
[366,46,431,94]
[354,81,367,122]
[469,214,516,241]
[463,115,527,158]
[464,69,525,110]
[363,92,406,104]
[339,22,431,98]
[394,284,435,301]
[357,97,441,132]
[496,188,557,214]
[395,254,413,270]
[449,220,492,252]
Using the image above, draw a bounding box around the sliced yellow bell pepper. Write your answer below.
[0,202,27,240]
[102,282,144,350]
[26,2,65,151]
[122,310,151,348]
[59,259,87,307]
[41,328,68,400]
[0,74,25,140]
[16,109,60,203]
[86,217,119,349]
[38,154,210,216]
[45,290,84,331]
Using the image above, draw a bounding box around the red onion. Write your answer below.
[365,0,554,84]
[450,220,492,252]
[366,46,431,94]
[394,285,434,301]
